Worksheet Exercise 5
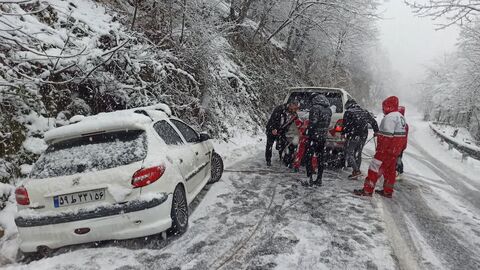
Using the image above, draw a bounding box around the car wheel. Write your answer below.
[208,152,224,184]
[169,185,188,235]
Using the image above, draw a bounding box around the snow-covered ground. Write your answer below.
[372,114,480,269]
[1,114,480,269]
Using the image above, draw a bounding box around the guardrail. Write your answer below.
[429,123,480,161]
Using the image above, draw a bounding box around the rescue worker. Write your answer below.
[265,100,299,166]
[354,96,407,198]
[342,99,379,179]
[396,106,408,179]
[304,94,332,186]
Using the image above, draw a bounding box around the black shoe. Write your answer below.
[348,171,362,180]
[314,177,322,186]
[313,180,322,186]
[302,176,314,187]
[353,189,372,197]
[266,161,272,167]
[293,167,299,173]
[375,189,393,198]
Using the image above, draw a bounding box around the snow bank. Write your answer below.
[411,117,480,183]
[213,132,264,168]
[430,123,480,152]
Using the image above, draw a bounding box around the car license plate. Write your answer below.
[53,189,105,208]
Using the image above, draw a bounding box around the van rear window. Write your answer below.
[288,91,343,113]
[30,130,147,179]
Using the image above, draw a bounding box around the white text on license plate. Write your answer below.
[54,189,105,208]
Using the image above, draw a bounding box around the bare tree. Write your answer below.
[405,0,480,28]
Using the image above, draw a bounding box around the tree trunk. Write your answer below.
[229,0,237,21]
[179,0,187,44]
[131,0,139,30]
[236,0,255,24]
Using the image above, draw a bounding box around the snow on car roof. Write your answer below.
[45,103,174,144]
[133,103,172,116]
[44,110,155,144]
[287,87,346,93]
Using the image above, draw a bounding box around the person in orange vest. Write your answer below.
[353,96,407,198]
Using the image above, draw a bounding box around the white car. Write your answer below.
[15,104,224,254]
[284,87,356,166]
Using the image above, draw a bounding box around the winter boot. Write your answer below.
[353,189,372,197]
[375,189,393,198]
[293,167,299,173]
[266,160,272,167]
[313,176,323,186]
[302,176,314,187]
[348,170,362,180]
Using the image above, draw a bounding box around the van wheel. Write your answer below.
[208,152,224,184]
[169,185,188,235]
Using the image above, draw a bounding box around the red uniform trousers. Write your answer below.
[363,151,397,194]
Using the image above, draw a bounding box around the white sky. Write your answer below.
[377,0,459,101]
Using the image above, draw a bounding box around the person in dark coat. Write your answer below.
[396,105,408,179]
[342,99,379,179]
[265,100,299,166]
[304,94,332,186]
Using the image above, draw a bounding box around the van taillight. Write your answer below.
[131,166,165,188]
[334,119,344,132]
[15,186,30,205]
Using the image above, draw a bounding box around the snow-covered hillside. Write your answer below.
[1,0,309,185]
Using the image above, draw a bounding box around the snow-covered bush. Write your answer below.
[0,183,13,210]
[420,24,480,142]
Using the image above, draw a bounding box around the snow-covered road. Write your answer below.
[2,117,480,270]
[376,117,480,270]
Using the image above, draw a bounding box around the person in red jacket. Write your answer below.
[396,106,408,179]
[353,96,407,198]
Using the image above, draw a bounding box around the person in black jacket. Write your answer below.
[342,99,379,179]
[304,94,332,186]
[265,100,299,166]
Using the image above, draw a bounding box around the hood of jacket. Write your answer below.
[312,94,330,107]
[345,99,358,110]
[398,105,405,116]
[382,96,399,114]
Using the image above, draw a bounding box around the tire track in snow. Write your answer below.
[384,135,480,269]
[386,179,480,269]
[406,140,480,211]
[209,182,278,270]
[376,197,422,270]
[409,130,480,207]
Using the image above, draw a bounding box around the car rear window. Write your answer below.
[30,130,147,179]
[287,91,343,113]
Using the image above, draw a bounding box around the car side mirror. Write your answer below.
[199,133,211,142]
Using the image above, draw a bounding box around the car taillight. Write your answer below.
[334,119,344,132]
[131,166,165,188]
[15,186,30,205]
